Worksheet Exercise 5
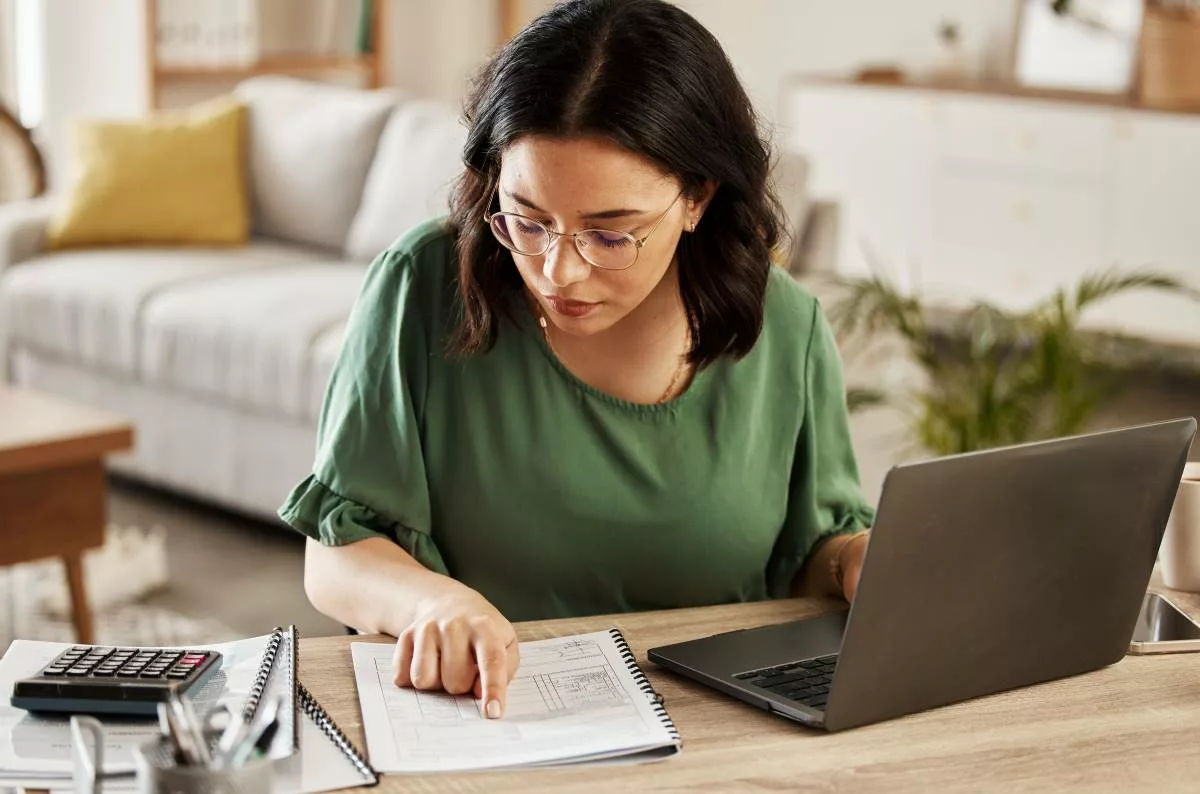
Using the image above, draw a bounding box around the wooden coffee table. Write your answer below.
[0,387,133,643]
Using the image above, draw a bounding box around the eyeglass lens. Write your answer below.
[490,214,638,270]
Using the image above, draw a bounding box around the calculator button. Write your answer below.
[166,670,190,679]
[66,668,92,676]
[92,669,116,677]
[42,668,66,677]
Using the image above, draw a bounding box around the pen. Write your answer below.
[249,715,280,761]
[212,710,252,770]
[166,691,208,766]
[227,694,283,768]
[177,693,213,767]
[156,703,188,765]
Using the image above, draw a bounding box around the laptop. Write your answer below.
[648,418,1198,732]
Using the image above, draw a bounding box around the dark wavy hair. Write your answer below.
[448,0,784,366]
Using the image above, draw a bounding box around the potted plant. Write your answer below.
[826,268,1200,456]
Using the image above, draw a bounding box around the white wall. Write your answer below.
[383,1,1019,130]
[0,0,15,108]
[386,0,501,109]
[675,0,1017,128]
[37,0,148,191]
[25,0,1019,187]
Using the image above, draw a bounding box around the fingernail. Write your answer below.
[486,699,501,719]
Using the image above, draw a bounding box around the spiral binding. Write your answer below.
[285,625,299,752]
[299,682,380,786]
[241,627,285,723]
[608,628,681,742]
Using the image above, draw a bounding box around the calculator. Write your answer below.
[10,645,223,717]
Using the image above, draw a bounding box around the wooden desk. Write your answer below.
[302,583,1200,792]
[0,388,133,644]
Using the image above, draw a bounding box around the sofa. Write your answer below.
[0,76,837,523]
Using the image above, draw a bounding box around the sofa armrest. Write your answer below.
[784,199,840,276]
[0,196,57,274]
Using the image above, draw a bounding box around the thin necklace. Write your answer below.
[534,306,691,404]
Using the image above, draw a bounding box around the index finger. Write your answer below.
[474,634,514,719]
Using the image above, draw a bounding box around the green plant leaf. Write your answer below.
[827,263,1200,456]
[1073,269,1200,314]
[846,387,887,412]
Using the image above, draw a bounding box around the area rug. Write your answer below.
[0,525,241,651]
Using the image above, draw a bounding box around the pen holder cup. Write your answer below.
[134,737,274,794]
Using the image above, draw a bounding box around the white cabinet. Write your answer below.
[785,81,1200,347]
[789,84,934,292]
[928,172,1106,310]
[1100,113,1200,346]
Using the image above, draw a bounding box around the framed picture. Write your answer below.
[1011,0,1144,94]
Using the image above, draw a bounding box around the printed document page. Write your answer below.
[352,630,679,773]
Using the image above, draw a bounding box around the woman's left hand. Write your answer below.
[837,531,870,602]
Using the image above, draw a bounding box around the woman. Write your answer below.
[279,0,874,720]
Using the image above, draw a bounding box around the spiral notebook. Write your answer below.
[246,625,300,760]
[351,629,681,773]
[256,626,380,792]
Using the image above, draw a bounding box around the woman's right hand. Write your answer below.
[391,580,520,719]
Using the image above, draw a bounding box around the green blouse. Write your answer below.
[278,219,875,622]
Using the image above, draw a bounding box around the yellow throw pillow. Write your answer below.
[47,97,249,249]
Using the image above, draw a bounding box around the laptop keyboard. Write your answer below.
[734,653,838,710]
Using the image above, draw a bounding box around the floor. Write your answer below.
[107,477,344,640]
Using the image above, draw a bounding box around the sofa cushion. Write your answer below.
[344,99,466,261]
[235,76,396,252]
[139,263,368,421]
[46,96,250,249]
[1,242,320,375]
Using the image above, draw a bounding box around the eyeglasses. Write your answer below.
[483,189,682,271]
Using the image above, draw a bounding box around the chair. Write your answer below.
[0,102,46,203]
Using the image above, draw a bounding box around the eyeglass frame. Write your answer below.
[483,188,684,271]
